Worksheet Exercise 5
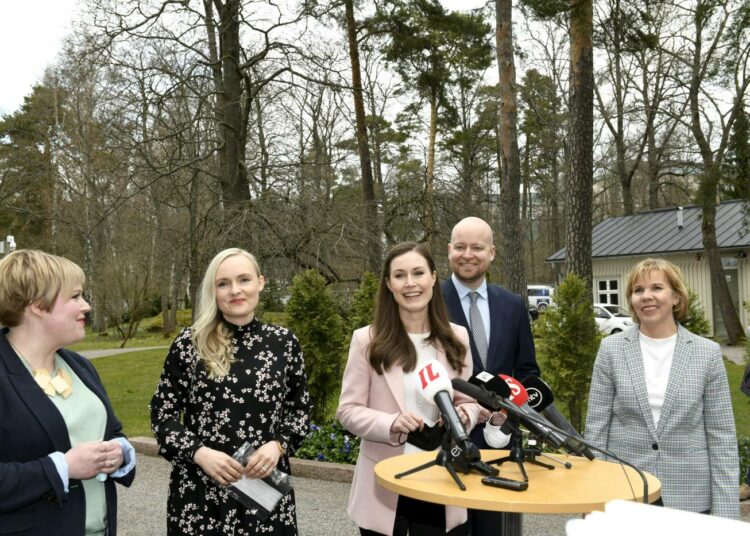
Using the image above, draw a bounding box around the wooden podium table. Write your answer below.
[374,450,661,536]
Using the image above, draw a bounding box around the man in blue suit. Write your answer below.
[442,216,540,536]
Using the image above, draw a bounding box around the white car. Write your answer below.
[593,304,634,335]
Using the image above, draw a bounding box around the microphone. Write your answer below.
[498,375,570,452]
[416,362,497,476]
[520,376,596,460]
[416,361,470,445]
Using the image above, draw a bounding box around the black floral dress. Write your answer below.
[150,319,310,535]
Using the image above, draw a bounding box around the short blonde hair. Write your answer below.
[192,248,262,378]
[625,258,689,323]
[0,249,86,327]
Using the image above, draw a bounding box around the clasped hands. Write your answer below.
[65,439,124,480]
[194,441,282,487]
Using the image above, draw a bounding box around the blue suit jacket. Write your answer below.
[442,279,540,447]
[0,329,135,535]
[442,279,539,378]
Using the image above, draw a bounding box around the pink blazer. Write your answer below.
[336,323,479,535]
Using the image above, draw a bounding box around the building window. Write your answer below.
[595,278,620,305]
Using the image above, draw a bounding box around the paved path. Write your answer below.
[80,346,169,359]
[722,344,747,365]
[117,455,579,535]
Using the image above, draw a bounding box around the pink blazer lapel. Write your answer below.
[383,364,405,413]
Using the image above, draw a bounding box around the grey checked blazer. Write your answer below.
[585,324,739,518]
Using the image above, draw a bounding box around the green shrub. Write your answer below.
[349,271,378,332]
[533,273,602,432]
[259,311,290,327]
[739,436,750,484]
[295,422,360,464]
[144,309,193,334]
[286,270,347,423]
[682,287,711,337]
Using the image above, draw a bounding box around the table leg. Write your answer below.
[500,512,522,536]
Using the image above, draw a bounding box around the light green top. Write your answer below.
[47,355,108,536]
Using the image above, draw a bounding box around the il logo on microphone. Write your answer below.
[418,363,440,389]
[450,445,463,458]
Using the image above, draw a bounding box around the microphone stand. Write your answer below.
[395,429,498,491]
[484,415,555,482]
[525,439,572,469]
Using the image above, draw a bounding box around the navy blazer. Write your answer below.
[0,329,135,535]
[442,279,539,379]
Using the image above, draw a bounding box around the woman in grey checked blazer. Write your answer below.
[585,258,739,518]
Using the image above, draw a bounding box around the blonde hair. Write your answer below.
[192,248,262,378]
[0,249,86,327]
[625,258,689,323]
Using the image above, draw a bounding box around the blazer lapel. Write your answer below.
[486,286,501,369]
[0,331,71,451]
[383,363,405,413]
[622,326,658,440]
[655,325,692,436]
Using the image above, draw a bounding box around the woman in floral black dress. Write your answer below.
[151,248,310,535]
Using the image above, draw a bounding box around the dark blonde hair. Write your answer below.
[0,249,86,327]
[625,258,689,323]
[368,242,466,375]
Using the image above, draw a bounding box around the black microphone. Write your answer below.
[451,377,566,450]
[416,362,497,476]
[520,376,596,460]
[416,361,470,445]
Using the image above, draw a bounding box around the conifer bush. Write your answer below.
[533,273,602,432]
[286,270,346,423]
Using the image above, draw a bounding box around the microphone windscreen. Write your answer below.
[469,371,512,398]
[499,375,529,407]
[519,375,554,412]
[415,360,452,402]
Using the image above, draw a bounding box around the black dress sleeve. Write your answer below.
[150,328,203,463]
[276,333,311,457]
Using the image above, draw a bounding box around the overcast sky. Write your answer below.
[0,0,487,117]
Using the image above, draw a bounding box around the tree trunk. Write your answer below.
[688,6,744,344]
[496,0,526,297]
[566,0,594,296]
[424,95,438,246]
[345,0,381,272]
[215,0,249,204]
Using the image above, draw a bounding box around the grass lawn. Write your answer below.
[726,359,750,438]
[91,349,167,437]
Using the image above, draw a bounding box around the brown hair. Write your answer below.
[368,242,466,375]
[0,249,86,327]
[625,258,689,323]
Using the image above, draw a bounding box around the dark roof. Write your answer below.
[547,200,750,262]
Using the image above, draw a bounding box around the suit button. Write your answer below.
[652,443,659,450]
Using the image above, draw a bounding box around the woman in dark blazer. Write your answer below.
[0,250,136,535]
[585,258,738,518]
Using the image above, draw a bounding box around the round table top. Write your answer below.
[374,450,661,514]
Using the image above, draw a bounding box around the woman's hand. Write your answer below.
[456,404,471,429]
[193,446,244,486]
[98,440,125,474]
[390,412,424,435]
[65,441,120,480]
[244,441,283,480]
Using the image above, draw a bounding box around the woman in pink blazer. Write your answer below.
[337,242,479,536]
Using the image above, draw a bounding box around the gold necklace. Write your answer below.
[8,340,73,398]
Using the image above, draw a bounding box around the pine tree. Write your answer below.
[349,272,379,332]
[286,270,346,423]
[682,287,711,337]
[533,273,602,431]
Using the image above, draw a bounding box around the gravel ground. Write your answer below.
[116,455,577,535]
